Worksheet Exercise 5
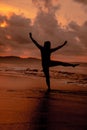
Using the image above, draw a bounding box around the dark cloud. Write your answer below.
[69,21,87,49]
[0,13,32,56]
[31,0,61,44]
[0,2,87,59]
[74,0,87,5]
[31,1,87,57]
[6,13,32,44]
[0,15,7,23]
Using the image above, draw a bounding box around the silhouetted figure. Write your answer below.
[29,33,79,90]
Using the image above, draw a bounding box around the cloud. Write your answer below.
[31,1,87,57]
[6,13,32,44]
[69,21,87,49]
[0,13,33,56]
[0,2,86,60]
[31,0,61,43]
[32,0,60,13]
[74,0,87,5]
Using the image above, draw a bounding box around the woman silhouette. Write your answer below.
[29,33,78,90]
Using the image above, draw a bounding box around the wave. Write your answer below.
[0,64,87,86]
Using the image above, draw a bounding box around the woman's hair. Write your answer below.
[44,41,51,48]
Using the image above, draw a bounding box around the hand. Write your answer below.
[29,32,32,38]
[64,40,67,45]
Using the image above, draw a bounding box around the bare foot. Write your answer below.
[72,64,79,67]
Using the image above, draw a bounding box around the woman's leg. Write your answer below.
[49,60,79,67]
[43,68,50,90]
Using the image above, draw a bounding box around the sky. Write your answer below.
[0,0,87,62]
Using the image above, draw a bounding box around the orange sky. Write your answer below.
[0,0,87,62]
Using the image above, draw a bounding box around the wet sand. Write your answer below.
[0,73,87,130]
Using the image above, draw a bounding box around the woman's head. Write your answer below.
[44,41,51,48]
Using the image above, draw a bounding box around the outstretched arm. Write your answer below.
[29,33,42,49]
[50,41,67,53]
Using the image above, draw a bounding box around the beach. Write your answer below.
[0,57,87,130]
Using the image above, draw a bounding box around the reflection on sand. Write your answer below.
[30,90,50,130]
[0,88,87,130]
[31,89,87,130]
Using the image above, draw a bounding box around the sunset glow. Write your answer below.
[0,3,37,20]
[0,0,87,62]
[0,4,18,16]
[0,21,8,28]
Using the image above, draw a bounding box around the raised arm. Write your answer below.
[50,41,67,53]
[29,33,42,49]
